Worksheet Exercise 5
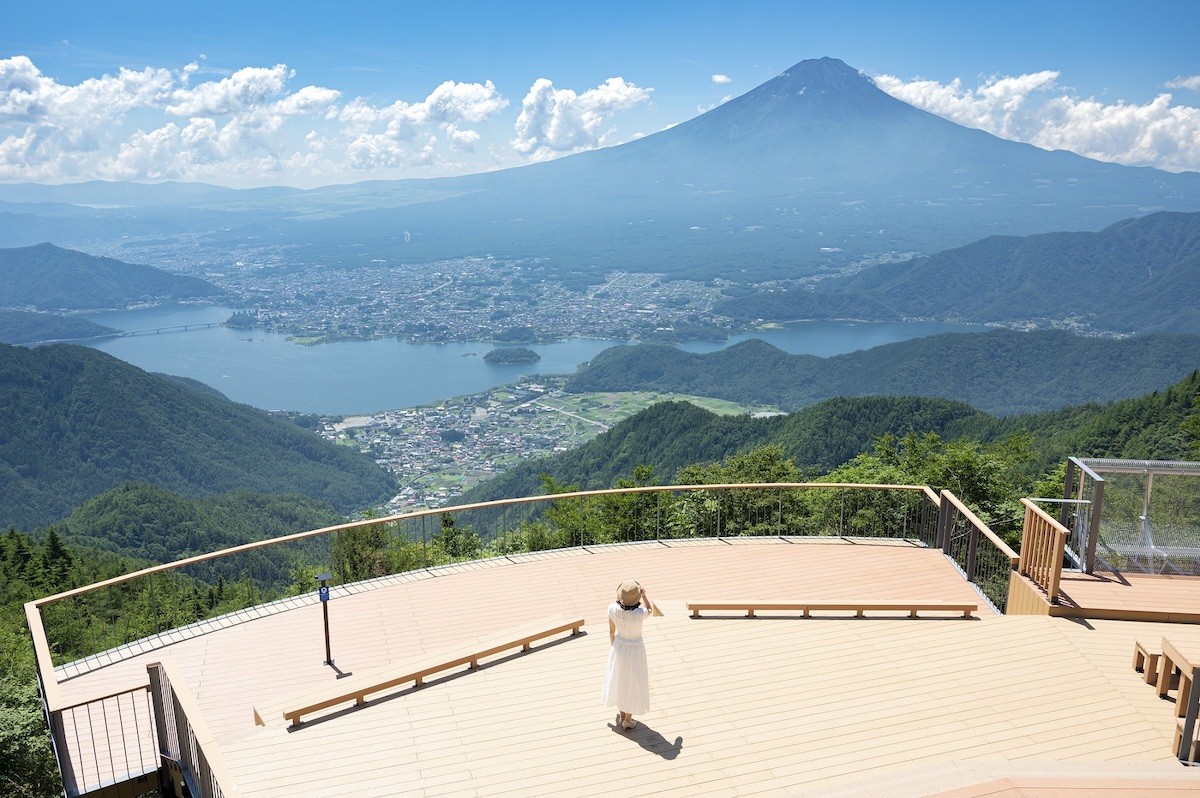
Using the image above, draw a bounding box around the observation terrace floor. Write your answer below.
[1050,571,1200,624]
[52,537,1200,796]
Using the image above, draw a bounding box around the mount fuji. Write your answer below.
[3,58,1199,283]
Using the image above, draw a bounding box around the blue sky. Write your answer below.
[3,0,1198,187]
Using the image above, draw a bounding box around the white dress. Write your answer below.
[601,602,650,714]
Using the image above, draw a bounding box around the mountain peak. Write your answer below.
[659,56,913,149]
[756,56,901,119]
[779,57,868,84]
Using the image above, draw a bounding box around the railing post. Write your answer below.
[965,524,979,582]
[1061,458,1077,529]
[655,492,661,542]
[1047,528,1064,604]
[1086,479,1103,574]
[149,573,159,634]
[937,491,952,553]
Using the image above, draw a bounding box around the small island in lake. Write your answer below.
[484,347,541,365]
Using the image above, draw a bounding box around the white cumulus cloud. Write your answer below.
[511,76,652,159]
[876,70,1200,172]
[342,79,507,169]
[0,55,516,184]
[1166,75,1200,92]
[712,74,732,85]
[166,64,293,116]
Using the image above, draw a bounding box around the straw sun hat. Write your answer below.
[618,580,641,606]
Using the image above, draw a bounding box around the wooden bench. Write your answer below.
[1158,637,1199,718]
[685,600,976,619]
[1132,639,1162,685]
[257,615,584,729]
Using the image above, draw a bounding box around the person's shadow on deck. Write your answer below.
[609,719,683,760]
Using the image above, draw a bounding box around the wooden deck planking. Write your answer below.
[43,538,1200,796]
[1054,571,1200,622]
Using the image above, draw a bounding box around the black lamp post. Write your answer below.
[316,572,333,666]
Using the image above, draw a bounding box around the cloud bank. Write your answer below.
[875,70,1200,173]
[0,56,651,186]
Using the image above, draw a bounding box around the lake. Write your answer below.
[82,306,985,415]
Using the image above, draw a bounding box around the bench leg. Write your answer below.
[1144,653,1162,685]
[1159,655,1177,697]
[1177,675,1193,718]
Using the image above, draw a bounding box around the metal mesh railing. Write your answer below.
[1072,458,1200,575]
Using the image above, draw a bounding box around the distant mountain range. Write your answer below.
[0,243,222,312]
[0,342,396,530]
[565,330,1200,416]
[2,58,1198,286]
[718,211,1200,333]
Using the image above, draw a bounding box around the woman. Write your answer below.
[601,579,653,730]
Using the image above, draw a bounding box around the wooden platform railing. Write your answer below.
[148,659,240,798]
[260,615,585,729]
[685,600,977,619]
[1018,499,1068,604]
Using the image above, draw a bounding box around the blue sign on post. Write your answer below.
[318,585,330,602]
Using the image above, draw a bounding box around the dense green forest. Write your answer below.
[717,211,1200,334]
[468,371,1200,506]
[951,369,1200,464]
[0,243,222,311]
[0,342,397,530]
[566,330,1200,416]
[483,347,541,364]
[63,482,344,565]
[0,311,117,345]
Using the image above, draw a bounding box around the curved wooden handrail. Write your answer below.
[942,490,1020,564]
[30,482,935,607]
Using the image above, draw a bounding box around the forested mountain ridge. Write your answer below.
[0,342,396,530]
[566,330,1200,416]
[466,371,1200,505]
[719,211,1200,334]
[463,396,988,503]
[0,242,222,312]
[951,369,1200,464]
[62,483,345,565]
[0,310,117,345]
